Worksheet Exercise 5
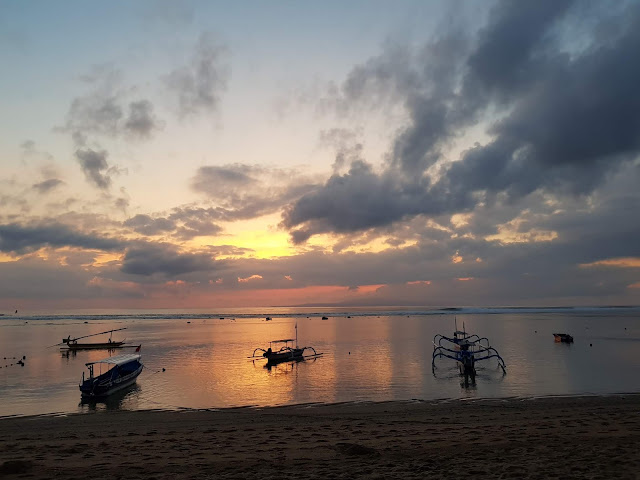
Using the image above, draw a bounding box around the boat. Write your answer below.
[57,328,127,351]
[249,323,322,365]
[553,333,574,343]
[432,320,506,381]
[79,352,143,398]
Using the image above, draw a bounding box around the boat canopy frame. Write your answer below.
[85,353,141,367]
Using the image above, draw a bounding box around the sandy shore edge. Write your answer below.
[1,394,639,479]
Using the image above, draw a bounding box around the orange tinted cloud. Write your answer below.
[238,274,263,283]
[580,257,640,268]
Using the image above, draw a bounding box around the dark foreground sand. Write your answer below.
[1,395,639,479]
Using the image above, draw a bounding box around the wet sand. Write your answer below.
[1,395,639,479]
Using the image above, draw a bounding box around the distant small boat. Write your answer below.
[79,352,143,398]
[321,316,328,320]
[553,333,574,343]
[265,317,272,321]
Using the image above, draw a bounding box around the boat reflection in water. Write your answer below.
[79,383,141,412]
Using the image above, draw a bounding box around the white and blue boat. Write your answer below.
[79,353,143,398]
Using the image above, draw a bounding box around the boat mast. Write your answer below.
[295,322,298,348]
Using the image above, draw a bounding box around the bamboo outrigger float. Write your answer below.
[248,323,323,365]
[432,320,506,382]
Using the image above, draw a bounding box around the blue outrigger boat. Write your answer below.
[79,353,143,398]
[432,322,506,381]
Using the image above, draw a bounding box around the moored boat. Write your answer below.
[58,328,127,351]
[432,320,506,381]
[553,333,574,343]
[249,323,322,365]
[79,353,143,398]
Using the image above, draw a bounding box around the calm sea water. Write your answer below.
[1,306,639,417]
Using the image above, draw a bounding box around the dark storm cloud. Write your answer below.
[283,0,640,241]
[164,33,229,118]
[0,222,124,254]
[32,178,63,194]
[75,148,111,189]
[462,0,574,102]
[120,243,217,276]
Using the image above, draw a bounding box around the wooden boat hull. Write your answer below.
[265,348,304,364]
[64,341,125,351]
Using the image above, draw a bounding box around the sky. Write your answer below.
[1,0,639,310]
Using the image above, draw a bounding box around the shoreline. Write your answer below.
[1,390,639,422]
[1,394,639,479]
[3,390,640,421]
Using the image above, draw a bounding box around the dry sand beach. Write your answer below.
[1,395,639,479]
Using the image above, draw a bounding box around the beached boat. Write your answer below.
[79,353,143,398]
[553,333,574,343]
[59,328,127,351]
[249,323,322,365]
[432,321,506,380]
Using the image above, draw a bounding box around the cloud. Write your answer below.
[191,164,316,220]
[0,222,124,254]
[164,33,229,118]
[123,207,224,239]
[283,0,640,242]
[124,100,162,139]
[123,214,176,236]
[120,243,219,276]
[32,178,64,194]
[59,65,162,146]
[75,148,112,189]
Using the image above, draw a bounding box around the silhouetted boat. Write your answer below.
[553,333,574,343]
[57,328,127,351]
[432,319,506,380]
[249,323,322,365]
[79,352,143,398]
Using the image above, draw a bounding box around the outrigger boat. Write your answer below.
[249,323,323,365]
[432,320,506,381]
[79,352,143,398]
[57,328,128,351]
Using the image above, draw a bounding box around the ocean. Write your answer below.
[1,306,639,417]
